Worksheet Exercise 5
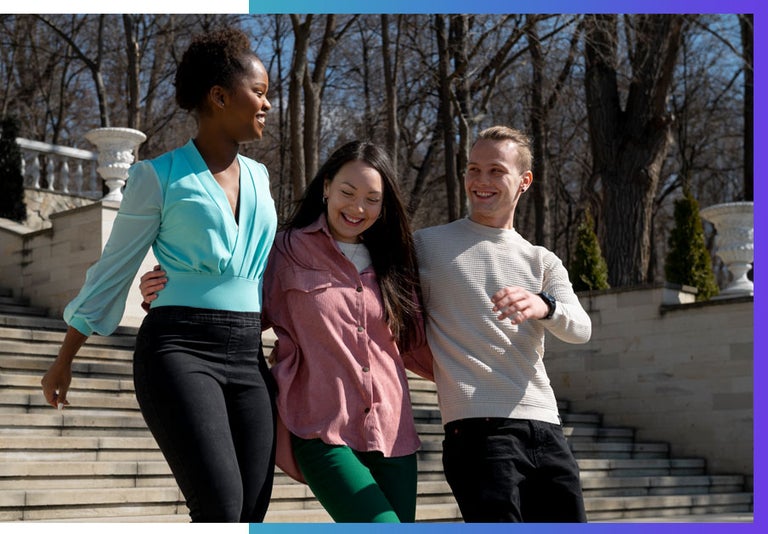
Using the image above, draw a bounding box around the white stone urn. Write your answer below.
[700,201,754,297]
[84,127,147,202]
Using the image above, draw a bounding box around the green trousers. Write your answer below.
[291,434,418,522]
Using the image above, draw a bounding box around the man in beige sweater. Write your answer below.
[414,126,592,522]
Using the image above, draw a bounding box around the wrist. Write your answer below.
[537,291,556,320]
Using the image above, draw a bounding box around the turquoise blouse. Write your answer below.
[64,140,277,337]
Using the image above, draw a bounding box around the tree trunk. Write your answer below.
[289,14,311,199]
[584,14,685,287]
[407,123,440,217]
[740,14,753,202]
[435,14,458,222]
[451,15,471,219]
[122,15,141,130]
[381,14,399,173]
[526,18,551,248]
[273,14,289,216]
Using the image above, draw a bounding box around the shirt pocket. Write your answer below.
[278,267,333,294]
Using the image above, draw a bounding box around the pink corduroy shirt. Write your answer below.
[263,215,433,483]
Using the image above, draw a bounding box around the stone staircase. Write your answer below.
[0,287,753,522]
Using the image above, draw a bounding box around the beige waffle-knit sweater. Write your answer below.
[414,218,592,426]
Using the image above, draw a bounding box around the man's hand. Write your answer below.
[490,286,549,324]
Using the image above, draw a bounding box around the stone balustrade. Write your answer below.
[16,137,100,198]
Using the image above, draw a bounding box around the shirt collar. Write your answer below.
[301,213,333,239]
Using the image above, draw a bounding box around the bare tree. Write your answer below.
[36,14,113,127]
[1,13,747,290]
[584,14,688,287]
[525,15,583,249]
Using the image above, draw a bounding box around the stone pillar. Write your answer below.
[84,127,147,202]
[700,201,754,297]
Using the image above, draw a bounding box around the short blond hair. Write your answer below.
[476,126,533,172]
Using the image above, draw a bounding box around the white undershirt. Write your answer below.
[336,241,372,273]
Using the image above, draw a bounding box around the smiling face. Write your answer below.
[323,160,384,243]
[220,57,271,143]
[465,138,533,230]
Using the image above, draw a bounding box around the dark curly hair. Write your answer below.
[175,28,260,112]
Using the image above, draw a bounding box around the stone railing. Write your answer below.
[16,127,147,203]
[16,137,100,199]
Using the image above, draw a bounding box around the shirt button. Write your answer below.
[356,286,363,292]
[357,326,364,332]
[362,366,370,373]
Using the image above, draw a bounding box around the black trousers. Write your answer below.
[442,417,587,523]
[133,306,277,522]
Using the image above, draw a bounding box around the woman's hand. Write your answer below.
[41,326,88,409]
[41,357,73,410]
[139,264,167,312]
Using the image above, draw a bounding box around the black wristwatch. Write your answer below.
[538,291,557,320]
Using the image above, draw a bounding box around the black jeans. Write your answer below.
[133,306,277,522]
[443,417,587,523]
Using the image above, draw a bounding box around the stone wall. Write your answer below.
[0,202,156,328]
[23,188,96,231]
[546,287,753,482]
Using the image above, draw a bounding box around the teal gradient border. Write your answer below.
[248,1,764,533]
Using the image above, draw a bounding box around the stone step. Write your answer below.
[566,426,636,442]
[409,390,439,405]
[571,441,670,459]
[0,487,185,521]
[0,325,136,349]
[583,492,753,521]
[579,457,707,477]
[0,303,48,317]
[0,312,138,336]
[264,502,464,523]
[411,406,441,424]
[37,513,190,523]
[0,340,134,365]
[581,474,746,496]
[9,510,761,525]
[598,512,754,523]
[0,460,175,490]
[0,371,136,396]
[562,412,602,426]
[0,391,140,416]
[0,295,29,306]
[0,306,752,523]
[0,413,152,437]
[0,354,133,379]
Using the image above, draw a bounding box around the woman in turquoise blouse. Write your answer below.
[41,28,278,522]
